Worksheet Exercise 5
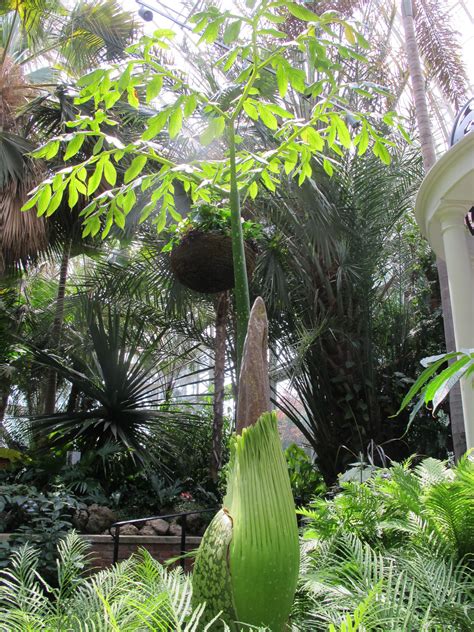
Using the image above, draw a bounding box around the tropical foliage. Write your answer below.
[295,454,474,630]
[0,455,472,630]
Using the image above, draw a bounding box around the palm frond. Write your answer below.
[58,0,137,74]
[414,0,468,109]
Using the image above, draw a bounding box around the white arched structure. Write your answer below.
[415,132,474,449]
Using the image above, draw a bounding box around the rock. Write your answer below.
[138,525,156,536]
[119,523,139,536]
[72,508,89,532]
[184,512,205,535]
[168,522,182,537]
[147,518,169,535]
[85,504,117,534]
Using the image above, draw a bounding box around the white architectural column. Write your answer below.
[439,203,474,449]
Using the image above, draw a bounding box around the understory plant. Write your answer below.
[0,455,472,630]
[285,443,326,506]
[0,533,234,631]
[294,453,474,630]
[0,484,83,580]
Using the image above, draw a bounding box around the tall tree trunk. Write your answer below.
[43,239,71,415]
[210,292,229,482]
[401,0,466,457]
[0,388,10,442]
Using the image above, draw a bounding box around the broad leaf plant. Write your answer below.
[22,0,407,364]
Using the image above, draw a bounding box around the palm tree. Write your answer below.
[0,0,137,414]
[400,0,468,458]
[255,147,427,483]
[24,297,209,462]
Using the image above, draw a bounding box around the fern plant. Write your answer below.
[295,455,474,631]
[0,533,232,631]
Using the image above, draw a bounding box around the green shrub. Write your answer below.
[0,483,84,581]
[284,443,326,506]
[0,533,262,631]
[294,455,474,630]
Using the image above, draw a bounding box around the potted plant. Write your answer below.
[164,203,262,294]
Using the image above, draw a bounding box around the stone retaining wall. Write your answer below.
[0,534,201,572]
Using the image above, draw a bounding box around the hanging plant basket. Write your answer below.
[170,230,257,294]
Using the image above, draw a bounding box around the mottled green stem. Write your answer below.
[228,120,250,370]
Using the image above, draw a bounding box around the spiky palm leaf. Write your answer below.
[24,299,209,461]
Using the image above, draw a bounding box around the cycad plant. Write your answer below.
[294,454,474,630]
[0,532,230,630]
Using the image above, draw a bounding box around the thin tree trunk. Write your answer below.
[43,239,71,415]
[0,388,10,443]
[210,292,229,482]
[401,0,466,457]
[228,121,250,370]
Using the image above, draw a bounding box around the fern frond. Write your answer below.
[415,457,450,487]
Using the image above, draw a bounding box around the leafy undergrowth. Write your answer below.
[0,456,472,631]
[293,454,474,631]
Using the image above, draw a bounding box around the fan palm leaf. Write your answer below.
[23,299,210,461]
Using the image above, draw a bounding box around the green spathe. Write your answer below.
[192,412,300,630]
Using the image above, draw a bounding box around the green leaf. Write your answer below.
[184,94,197,117]
[142,110,170,141]
[223,48,240,72]
[287,3,320,22]
[77,68,106,88]
[335,117,351,149]
[223,20,241,45]
[146,74,164,102]
[64,134,85,161]
[168,107,183,139]
[139,201,155,224]
[102,210,114,239]
[266,103,293,119]
[323,158,333,176]
[127,88,139,109]
[276,64,288,98]
[21,188,43,211]
[248,181,258,199]
[287,67,306,93]
[394,352,459,415]
[88,162,104,195]
[93,137,104,155]
[356,126,369,156]
[122,189,137,214]
[46,190,64,216]
[425,356,472,405]
[124,156,148,184]
[243,100,258,121]
[198,19,221,45]
[373,140,391,165]
[155,206,167,232]
[68,180,79,208]
[37,185,52,216]
[103,160,117,186]
[344,24,356,45]
[303,127,324,151]
[258,104,278,130]
[114,208,125,230]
